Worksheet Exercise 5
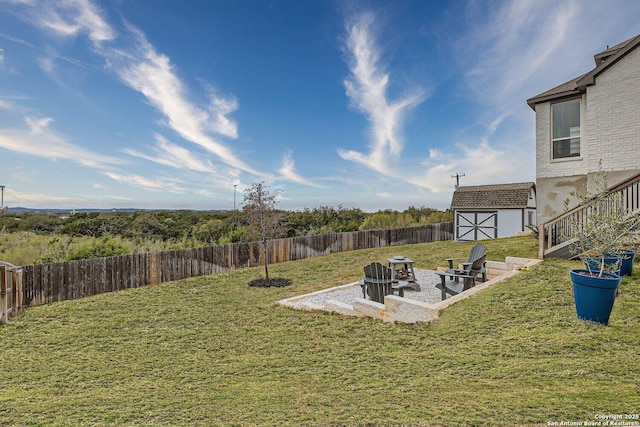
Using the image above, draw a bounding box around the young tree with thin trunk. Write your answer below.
[242,182,285,281]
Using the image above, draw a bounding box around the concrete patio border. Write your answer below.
[276,256,542,323]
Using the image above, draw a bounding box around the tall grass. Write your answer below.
[0,232,197,266]
[1,236,638,426]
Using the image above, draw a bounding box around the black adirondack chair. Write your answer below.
[445,243,487,282]
[360,262,407,303]
[436,254,486,300]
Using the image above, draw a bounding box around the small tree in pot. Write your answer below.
[565,163,640,324]
[566,163,640,276]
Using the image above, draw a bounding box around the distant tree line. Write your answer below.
[0,205,452,264]
[0,205,452,243]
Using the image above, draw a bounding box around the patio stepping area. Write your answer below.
[277,256,541,323]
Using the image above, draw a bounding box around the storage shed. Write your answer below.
[450,182,536,241]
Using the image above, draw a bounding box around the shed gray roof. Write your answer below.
[527,35,640,109]
[451,182,535,209]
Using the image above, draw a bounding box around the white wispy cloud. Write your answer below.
[454,0,640,121]
[203,84,239,139]
[278,151,325,188]
[0,115,123,168]
[7,0,262,179]
[103,172,185,193]
[29,0,115,44]
[5,188,79,205]
[36,56,54,74]
[122,134,251,197]
[124,134,218,175]
[409,139,521,193]
[102,24,260,176]
[338,11,426,176]
[4,187,132,207]
[457,0,578,111]
[419,0,638,194]
[0,99,13,110]
[393,0,585,196]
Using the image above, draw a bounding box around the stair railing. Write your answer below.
[539,172,640,258]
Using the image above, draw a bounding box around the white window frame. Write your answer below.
[551,98,581,160]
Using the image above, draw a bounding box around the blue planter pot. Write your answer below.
[582,256,621,276]
[609,249,635,276]
[570,269,621,325]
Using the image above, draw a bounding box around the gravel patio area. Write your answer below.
[287,269,444,309]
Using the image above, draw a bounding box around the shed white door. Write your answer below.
[456,211,497,240]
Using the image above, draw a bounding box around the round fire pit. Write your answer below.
[248,278,292,288]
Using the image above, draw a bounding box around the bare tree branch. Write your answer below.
[242,182,285,280]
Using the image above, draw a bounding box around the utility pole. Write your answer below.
[452,173,465,189]
[0,185,5,215]
[233,184,237,211]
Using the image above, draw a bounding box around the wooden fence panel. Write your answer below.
[161,250,171,283]
[199,247,210,275]
[1,266,7,324]
[174,251,182,281]
[17,222,453,310]
[22,266,30,307]
[171,251,180,282]
[13,268,22,314]
[129,254,137,289]
[135,254,142,288]
[0,265,24,323]
[169,252,176,282]
[30,265,39,305]
[107,256,116,293]
[79,260,87,297]
[142,253,150,287]
[66,261,75,300]
[39,264,47,306]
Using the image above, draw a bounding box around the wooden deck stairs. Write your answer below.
[539,172,640,258]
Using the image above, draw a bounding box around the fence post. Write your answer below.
[13,268,22,314]
[149,252,161,285]
[1,266,6,324]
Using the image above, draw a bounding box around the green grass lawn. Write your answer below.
[1,236,639,426]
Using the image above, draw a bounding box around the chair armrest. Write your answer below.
[436,271,475,280]
[436,271,477,286]
[363,278,393,285]
[445,257,466,269]
[462,257,488,270]
[435,271,477,299]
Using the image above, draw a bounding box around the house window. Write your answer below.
[552,99,580,159]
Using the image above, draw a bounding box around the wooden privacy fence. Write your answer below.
[17,222,453,310]
[1,264,23,324]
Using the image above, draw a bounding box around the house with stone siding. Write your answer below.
[527,35,640,227]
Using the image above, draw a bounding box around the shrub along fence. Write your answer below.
[12,222,453,311]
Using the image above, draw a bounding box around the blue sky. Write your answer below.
[1,0,639,212]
